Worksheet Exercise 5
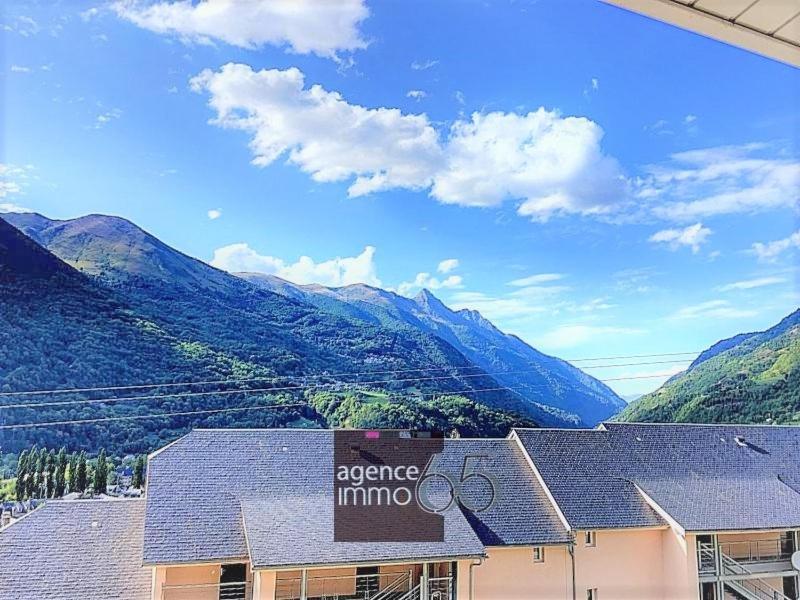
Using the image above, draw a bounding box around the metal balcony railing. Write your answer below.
[161,580,252,600]
[719,539,794,564]
[275,571,413,600]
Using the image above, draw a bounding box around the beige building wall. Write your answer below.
[573,528,682,600]
[472,545,571,600]
[661,529,699,600]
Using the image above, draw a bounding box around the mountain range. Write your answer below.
[0,212,626,454]
[618,309,800,424]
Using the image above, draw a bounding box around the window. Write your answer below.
[587,588,598,600]
[584,531,596,547]
[532,546,544,562]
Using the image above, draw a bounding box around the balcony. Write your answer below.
[161,581,252,600]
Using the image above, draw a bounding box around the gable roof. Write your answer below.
[143,429,569,566]
[0,499,150,600]
[514,422,800,532]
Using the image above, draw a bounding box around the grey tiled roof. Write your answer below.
[514,423,800,532]
[432,439,570,546]
[0,499,150,600]
[241,494,484,569]
[144,429,569,566]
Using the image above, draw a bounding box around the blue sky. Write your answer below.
[2,0,799,397]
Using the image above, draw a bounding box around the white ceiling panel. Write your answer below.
[775,12,800,43]
[694,0,759,21]
[737,0,800,34]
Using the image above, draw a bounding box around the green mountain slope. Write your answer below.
[617,309,800,424]
[241,273,624,425]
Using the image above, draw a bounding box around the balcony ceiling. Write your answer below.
[602,0,800,67]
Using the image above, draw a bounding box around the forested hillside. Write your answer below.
[618,310,800,424]
[0,213,580,457]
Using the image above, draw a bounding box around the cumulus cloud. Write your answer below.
[210,243,381,287]
[191,64,627,221]
[190,64,443,198]
[433,109,626,219]
[648,222,711,253]
[750,230,800,262]
[640,143,800,221]
[0,164,33,203]
[397,272,463,296]
[112,0,369,58]
[437,258,459,274]
[94,108,122,128]
[10,65,31,73]
[716,276,786,292]
[406,90,426,101]
[670,300,756,320]
[207,208,222,220]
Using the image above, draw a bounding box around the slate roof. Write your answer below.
[0,499,150,600]
[241,494,484,569]
[143,429,569,567]
[514,422,800,532]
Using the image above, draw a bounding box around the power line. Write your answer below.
[0,362,691,411]
[0,385,529,430]
[0,372,686,430]
[0,352,698,398]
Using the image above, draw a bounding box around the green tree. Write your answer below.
[44,450,56,498]
[93,449,108,496]
[54,447,67,497]
[75,451,88,493]
[15,450,28,501]
[67,452,78,493]
[25,446,38,499]
[132,455,146,488]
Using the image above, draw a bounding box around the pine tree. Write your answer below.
[15,450,29,501]
[76,451,88,493]
[93,449,108,496]
[132,455,146,489]
[54,448,67,498]
[44,450,56,498]
[25,446,38,499]
[36,449,47,498]
[67,452,78,493]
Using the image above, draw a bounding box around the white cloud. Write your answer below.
[684,114,697,124]
[670,300,757,320]
[397,273,463,296]
[717,276,787,292]
[7,15,40,37]
[434,110,626,219]
[0,202,32,213]
[642,143,800,221]
[191,64,627,220]
[648,222,711,253]
[750,230,800,262]
[407,90,426,101]
[210,243,381,287]
[81,7,101,21]
[113,0,369,58]
[437,258,459,274]
[591,78,599,91]
[190,64,443,198]
[207,208,222,220]
[411,59,438,71]
[0,164,33,201]
[508,273,564,287]
[94,108,122,128]
[535,324,644,350]
[448,290,548,321]
[10,65,31,73]
[454,91,465,106]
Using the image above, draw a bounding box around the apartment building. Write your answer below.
[1,423,798,600]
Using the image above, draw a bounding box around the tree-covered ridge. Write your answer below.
[617,310,800,424]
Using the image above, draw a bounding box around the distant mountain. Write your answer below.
[617,309,800,424]
[241,273,625,425]
[2,213,625,445]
